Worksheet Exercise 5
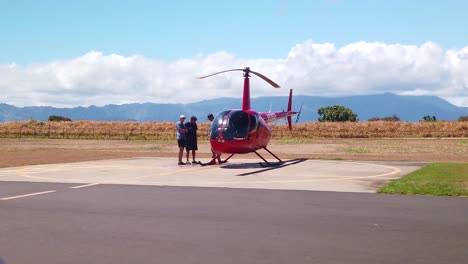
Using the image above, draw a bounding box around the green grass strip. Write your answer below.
[378,163,468,196]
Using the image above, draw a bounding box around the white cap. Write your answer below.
[179,115,186,118]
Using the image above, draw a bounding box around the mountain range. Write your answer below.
[1,93,467,122]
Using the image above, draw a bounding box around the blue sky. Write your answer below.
[1,0,467,107]
[2,0,466,63]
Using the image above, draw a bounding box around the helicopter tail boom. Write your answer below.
[259,89,296,127]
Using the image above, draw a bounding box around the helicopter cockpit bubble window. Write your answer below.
[249,113,259,133]
[223,110,249,140]
[210,110,230,139]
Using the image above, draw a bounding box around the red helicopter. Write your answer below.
[197,67,297,166]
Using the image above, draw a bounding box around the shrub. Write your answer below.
[458,116,468,122]
[318,105,358,122]
[368,115,400,122]
[422,115,437,122]
[48,115,72,122]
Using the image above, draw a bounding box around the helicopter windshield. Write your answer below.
[210,110,230,140]
[224,110,249,139]
[249,113,259,133]
[210,110,250,140]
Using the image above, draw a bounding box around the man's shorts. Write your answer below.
[177,139,186,148]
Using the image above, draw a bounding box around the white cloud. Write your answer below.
[1,41,468,107]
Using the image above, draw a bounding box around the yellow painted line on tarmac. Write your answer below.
[163,165,219,175]
[0,171,16,177]
[234,168,402,184]
[20,173,64,181]
[115,164,220,182]
[1,160,403,191]
[3,163,219,187]
[1,190,56,201]
[180,163,402,185]
[13,169,64,181]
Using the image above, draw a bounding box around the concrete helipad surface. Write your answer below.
[0,157,424,193]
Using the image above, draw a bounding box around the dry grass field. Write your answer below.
[0,120,467,139]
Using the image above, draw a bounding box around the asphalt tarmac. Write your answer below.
[0,158,466,264]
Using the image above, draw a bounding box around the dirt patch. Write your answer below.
[0,138,466,168]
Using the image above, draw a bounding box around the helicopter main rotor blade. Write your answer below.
[196,67,281,88]
[196,69,244,79]
[250,70,280,88]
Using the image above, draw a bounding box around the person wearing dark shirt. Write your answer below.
[185,116,198,164]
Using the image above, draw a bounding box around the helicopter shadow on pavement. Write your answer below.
[219,158,307,176]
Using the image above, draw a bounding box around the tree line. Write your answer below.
[317,105,467,122]
[45,106,468,123]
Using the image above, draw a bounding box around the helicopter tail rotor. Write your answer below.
[295,103,304,124]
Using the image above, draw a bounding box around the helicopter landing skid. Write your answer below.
[199,148,283,167]
[199,154,234,166]
[255,148,284,168]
